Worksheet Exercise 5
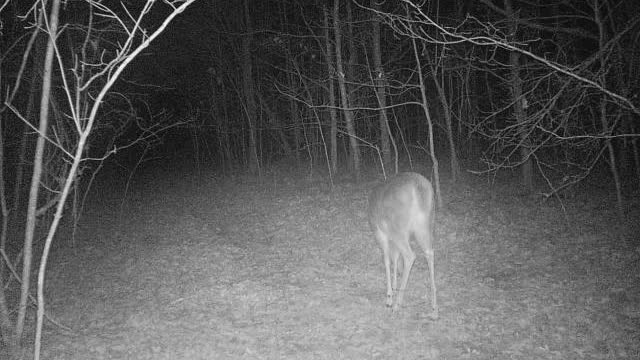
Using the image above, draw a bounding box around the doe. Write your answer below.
[368,172,438,318]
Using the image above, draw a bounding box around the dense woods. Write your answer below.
[0,0,638,357]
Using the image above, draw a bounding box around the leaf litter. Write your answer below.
[36,170,640,359]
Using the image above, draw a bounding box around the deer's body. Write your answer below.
[368,172,438,318]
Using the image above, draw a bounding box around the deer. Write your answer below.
[368,172,438,319]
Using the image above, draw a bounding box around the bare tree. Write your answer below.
[371,1,392,170]
[371,0,638,213]
[333,0,361,178]
[241,0,260,175]
[324,5,340,176]
[1,1,197,358]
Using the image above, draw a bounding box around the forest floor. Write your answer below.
[30,162,640,359]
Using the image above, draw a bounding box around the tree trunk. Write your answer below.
[242,0,259,174]
[428,59,460,182]
[333,0,360,178]
[0,279,17,358]
[16,0,61,342]
[594,0,623,218]
[11,82,37,225]
[505,0,532,190]
[288,73,300,163]
[345,0,359,112]
[633,123,640,184]
[600,100,623,217]
[0,114,8,260]
[371,1,391,170]
[410,35,442,208]
[323,5,338,175]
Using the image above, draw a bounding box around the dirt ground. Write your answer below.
[31,164,640,359]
